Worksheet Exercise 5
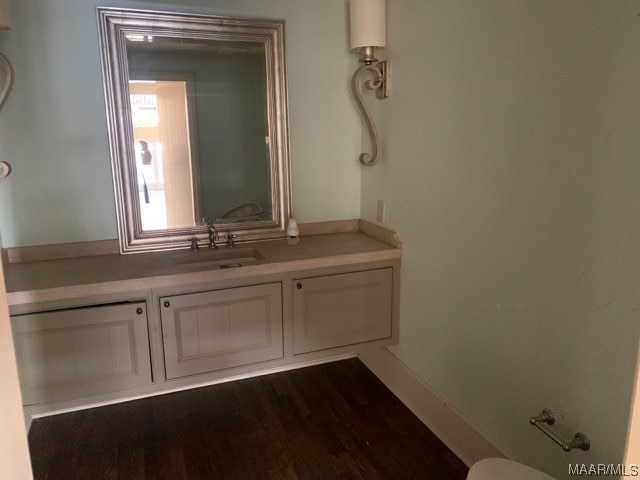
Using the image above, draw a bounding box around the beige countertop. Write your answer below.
[4,232,401,307]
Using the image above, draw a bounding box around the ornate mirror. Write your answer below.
[97,8,291,253]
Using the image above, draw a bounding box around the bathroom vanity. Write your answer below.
[0,9,403,423]
[3,221,401,419]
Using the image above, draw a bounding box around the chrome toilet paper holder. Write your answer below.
[529,409,590,452]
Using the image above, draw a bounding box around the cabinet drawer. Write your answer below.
[11,302,152,406]
[293,268,393,354]
[160,282,283,379]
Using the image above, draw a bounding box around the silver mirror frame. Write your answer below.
[97,7,291,253]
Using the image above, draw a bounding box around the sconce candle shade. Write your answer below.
[349,0,386,51]
[0,0,9,29]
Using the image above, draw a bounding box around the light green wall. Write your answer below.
[0,0,361,247]
[361,1,640,478]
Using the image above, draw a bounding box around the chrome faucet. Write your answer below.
[225,233,235,248]
[190,237,200,252]
[203,218,218,249]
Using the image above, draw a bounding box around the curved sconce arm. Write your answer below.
[351,61,389,167]
[0,53,13,180]
[0,52,14,112]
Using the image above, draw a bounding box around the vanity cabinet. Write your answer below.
[5,228,401,415]
[293,268,393,354]
[11,302,152,406]
[160,282,283,379]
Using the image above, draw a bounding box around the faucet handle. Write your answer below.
[208,227,218,250]
[202,217,213,227]
[190,236,200,252]
[225,233,236,248]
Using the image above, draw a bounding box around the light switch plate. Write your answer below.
[376,200,385,223]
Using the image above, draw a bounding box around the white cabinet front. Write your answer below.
[160,282,283,379]
[11,302,152,406]
[293,268,393,354]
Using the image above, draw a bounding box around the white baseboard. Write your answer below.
[358,346,507,467]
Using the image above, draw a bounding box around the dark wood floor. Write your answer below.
[29,358,468,479]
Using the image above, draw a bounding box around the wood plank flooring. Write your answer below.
[28,358,469,479]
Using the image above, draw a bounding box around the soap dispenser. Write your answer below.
[286,218,300,245]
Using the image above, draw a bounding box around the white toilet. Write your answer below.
[467,458,556,480]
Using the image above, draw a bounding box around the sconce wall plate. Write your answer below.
[0,161,11,179]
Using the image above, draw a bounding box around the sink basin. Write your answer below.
[173,247,264,270]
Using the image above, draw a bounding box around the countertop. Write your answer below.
[4,232,401,306]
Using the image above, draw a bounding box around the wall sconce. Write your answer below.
[0,0,12,180]
[0,0,13,112]
[349,0,388,167]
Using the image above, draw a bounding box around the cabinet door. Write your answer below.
[293,268,393,354]
[11,302,152,406]
[160,282,283,380]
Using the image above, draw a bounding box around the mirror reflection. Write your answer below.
[126,36,272,231]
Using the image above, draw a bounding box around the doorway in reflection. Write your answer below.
[130,79,198,230]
